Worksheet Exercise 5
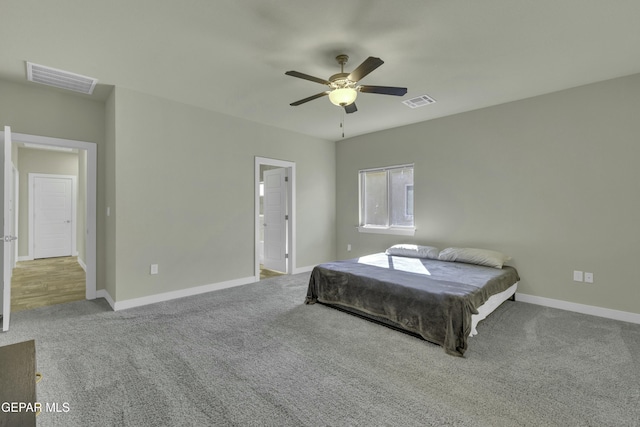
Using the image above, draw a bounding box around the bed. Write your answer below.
[305,247,520,357]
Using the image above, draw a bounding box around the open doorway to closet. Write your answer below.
[254,157,296,281]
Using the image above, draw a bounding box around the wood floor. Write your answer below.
[260,265,285,280]
[11,257,86,313]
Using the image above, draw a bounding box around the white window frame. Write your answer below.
[358,164,415,236]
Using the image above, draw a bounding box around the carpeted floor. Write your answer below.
[1,272,639,426]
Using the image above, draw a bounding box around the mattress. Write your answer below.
[305,253,520,356]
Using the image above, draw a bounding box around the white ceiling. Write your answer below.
[2,0,640,141]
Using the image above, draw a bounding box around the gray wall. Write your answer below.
[104,88,117,300]
[110,87,336,301]
[336,73,640,315]
[1,79,336,304]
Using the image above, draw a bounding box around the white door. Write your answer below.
[263,168,287,273]
[1,126,17,331]
[34,176,73,259]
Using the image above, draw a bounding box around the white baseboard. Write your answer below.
[18,256,33,262]
[77,257,87,272]
[96,289,115,310]
[517,293,640,325]
[98,272,327,312]
[101,276,257,311]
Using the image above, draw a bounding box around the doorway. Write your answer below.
[254,157,295,281]
[10,171,82,312]
[1,130,96,330]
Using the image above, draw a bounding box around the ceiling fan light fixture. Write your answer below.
[328,87,358,106]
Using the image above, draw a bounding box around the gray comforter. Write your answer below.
[305,253,520,356]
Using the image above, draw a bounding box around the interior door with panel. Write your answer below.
[262,168,287,273]
[33,176,74,259]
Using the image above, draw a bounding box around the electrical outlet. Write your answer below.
[150,264,159,275]
[584,272,594,283]
[573,270,583,282]
[347,244,352,252]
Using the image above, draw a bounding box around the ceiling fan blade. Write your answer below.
[285,71,331,86]
[344,103,357,114]
[290,91,330,106]
[359,85,408,96]
[348,57,384,82]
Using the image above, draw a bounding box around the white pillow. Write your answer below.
[438,247,511,269]
[385,244,440,260]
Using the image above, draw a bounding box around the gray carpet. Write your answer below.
[1,272,639,426]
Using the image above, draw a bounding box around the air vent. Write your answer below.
[26,62,98,95]
[402,94,436,108]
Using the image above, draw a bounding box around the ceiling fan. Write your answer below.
[285,55,407,114]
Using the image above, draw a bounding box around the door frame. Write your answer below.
[5,131,97,300]
[254,157,295,280]
[29,173,78,260]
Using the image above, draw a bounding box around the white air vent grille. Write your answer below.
[402,94,436,108]
[26,62,98,95]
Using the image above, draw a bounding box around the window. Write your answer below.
[405,185,414,217]
[359,164,415,235]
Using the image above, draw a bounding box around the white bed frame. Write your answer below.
[470,282,518,337]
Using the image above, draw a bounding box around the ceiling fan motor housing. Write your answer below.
[329,72,356,88]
